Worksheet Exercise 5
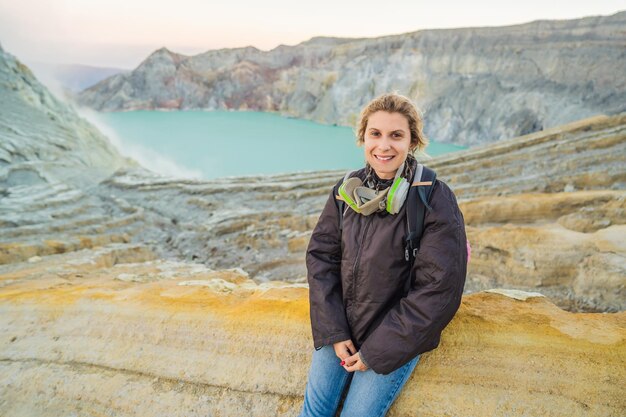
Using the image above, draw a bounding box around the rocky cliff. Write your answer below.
[0,45,139,188]
[75,11,626,146]
[1,45,625,416]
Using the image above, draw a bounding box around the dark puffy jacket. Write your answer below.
[306,161,468,375]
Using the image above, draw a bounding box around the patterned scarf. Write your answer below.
[364,154,416,191]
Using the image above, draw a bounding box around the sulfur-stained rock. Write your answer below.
[459,191,625,228]
[465,223,626,311]
[0,249,623,417]
[287,235,309,253]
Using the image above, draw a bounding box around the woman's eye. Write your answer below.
[368,132,403,138]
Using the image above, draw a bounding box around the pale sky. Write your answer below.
[0,0,623,69]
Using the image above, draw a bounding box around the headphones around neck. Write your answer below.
[338,161,411,215]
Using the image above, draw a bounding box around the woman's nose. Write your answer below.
[378,137,392,150]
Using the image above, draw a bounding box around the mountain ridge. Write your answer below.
[76,10,626,146]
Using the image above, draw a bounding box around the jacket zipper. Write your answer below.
[349,215,373,321]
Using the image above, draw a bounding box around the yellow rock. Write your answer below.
[0,248,624,417]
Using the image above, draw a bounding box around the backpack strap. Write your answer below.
[401,163,436,297]
[404,163,437,264]
[333,170,355,232]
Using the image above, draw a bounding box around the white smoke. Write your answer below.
[75,106,204,180]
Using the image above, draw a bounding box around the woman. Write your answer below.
[298,92,468,417]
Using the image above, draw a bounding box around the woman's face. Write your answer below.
[363,111,412,179]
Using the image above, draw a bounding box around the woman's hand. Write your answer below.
[333,339,356,360]
[342,351,369,372]
[333,339,368,372]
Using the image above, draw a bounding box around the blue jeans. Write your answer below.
[298,345,420,417]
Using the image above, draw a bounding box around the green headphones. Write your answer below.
[338,161,411,216]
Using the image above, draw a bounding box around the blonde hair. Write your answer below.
[355,91,429,157]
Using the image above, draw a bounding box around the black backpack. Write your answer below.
[332,164,437,295]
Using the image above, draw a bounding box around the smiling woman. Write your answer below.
[298,92,468,417]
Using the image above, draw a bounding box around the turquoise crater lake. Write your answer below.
[97,110,467,180]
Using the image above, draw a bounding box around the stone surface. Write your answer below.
[0,250,624,416]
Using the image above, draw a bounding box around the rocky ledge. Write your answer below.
[0,247,624,416]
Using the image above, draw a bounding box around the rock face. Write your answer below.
[0,44,625,416]
[0,250,624,416]
[75,11,626,146]
[0,47,138,188]
[427,113,626,312]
